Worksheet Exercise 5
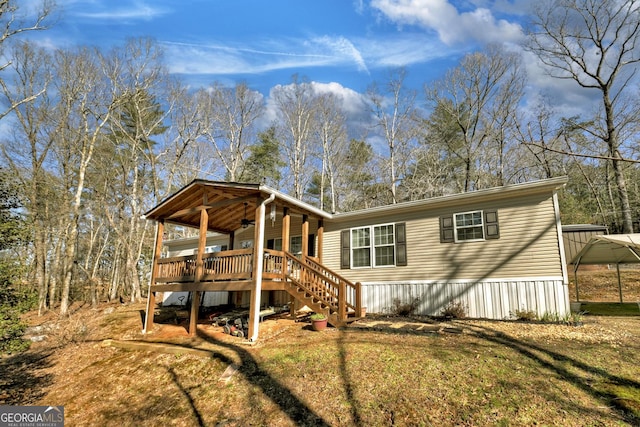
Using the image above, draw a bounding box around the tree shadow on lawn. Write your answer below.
[192,329,331,427]
[464,323,640,424]
[353,321,640,424]
[0,349,55,405]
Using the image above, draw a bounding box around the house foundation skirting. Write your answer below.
[360,277,569,320]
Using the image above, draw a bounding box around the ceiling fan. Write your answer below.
[241,203,254,228]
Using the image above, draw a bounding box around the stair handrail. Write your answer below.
[281,251,361,321]
[302,255,361,317]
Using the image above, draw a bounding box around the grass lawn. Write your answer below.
[581,302,640,316]
[3,303,639,426]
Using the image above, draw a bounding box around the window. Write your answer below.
[440,210,499,243]
[266,235,315,257]
[205,245,228,253]
[455,211,484,242]
[351,227,371,267]
[346,223,405,268]
[290,236,303,255]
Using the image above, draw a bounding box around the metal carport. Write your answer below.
[570,234,640,302]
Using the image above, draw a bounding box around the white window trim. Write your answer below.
[453,210,485,243]
[350,223,397,269]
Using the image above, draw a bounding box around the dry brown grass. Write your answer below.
[569,267,640,302]
[2,276,639,426]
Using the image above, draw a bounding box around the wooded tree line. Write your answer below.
[0,0,639,316]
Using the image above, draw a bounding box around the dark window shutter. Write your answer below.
[484,210,500,239]
[440,215,454,243]
[266,239,275,250]
[340,230,350,269]
[395,222,407,266]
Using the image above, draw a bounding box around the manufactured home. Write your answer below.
[142,177,569,341]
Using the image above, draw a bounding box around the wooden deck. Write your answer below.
[151,248,363,326]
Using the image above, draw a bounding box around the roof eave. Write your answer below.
[332,176,568,221]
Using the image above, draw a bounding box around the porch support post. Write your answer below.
[282,207,290,252]
[143,220,164,333]
[229,230,235,250]
[189,208,208,336]
[317,219,324,262]
[301,215,309,286]
[301,215,309,257]
[282,208,296,316]
[249,195,273,342]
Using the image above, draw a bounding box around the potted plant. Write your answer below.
[310,313,328,331]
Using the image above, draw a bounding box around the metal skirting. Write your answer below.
[360,278,569,319]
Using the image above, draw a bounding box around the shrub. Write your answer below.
[512,308,537,321]
[540,311,560,323]
[0,284,37,354]
[440,300,466,319]
[391,297,420,316]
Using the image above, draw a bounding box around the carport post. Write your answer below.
[616,263,623,303]
[573,265,580,302]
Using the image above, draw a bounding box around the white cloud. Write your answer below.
[312,36,369,73]
[370,0,523,46]
[161,36,372,76]
[70,1,170,21]
[162,32,455,79]
[360,34,459,67]
[310,81,369,115]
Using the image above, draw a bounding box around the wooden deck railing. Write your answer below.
[156,248,253,283]
[156,255,198,282]
[201,248,253,280]
[155,248,362,323]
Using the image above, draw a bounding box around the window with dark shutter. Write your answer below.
[441,210,500,243]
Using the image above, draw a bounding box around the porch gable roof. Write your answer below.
[143,180,330,234]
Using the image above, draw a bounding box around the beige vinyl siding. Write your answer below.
[323,191,563,283]
[361,279,568,318]
[231,215,320,254]
[261,215,320,256]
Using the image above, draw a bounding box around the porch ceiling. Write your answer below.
[143,180,329,234]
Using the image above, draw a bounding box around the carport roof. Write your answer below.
[570,234,640,266]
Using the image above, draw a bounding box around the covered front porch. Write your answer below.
[142,180,363,341]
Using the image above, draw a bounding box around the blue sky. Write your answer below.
[23,0,539,96]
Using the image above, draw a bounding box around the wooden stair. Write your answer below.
[281,251,363,328]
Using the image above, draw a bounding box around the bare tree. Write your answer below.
[53,46,118,315]
[425,46,524,192]
[527,0,640,232]
[0,0,53,120]
[367,68,418,203]
[101,38,170,302]
[514,100,568,181]
[272,75,317,199]
[312,92,348,212]
[159,81,207,189]
[0,42,54,314]
[197,81,264,181]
